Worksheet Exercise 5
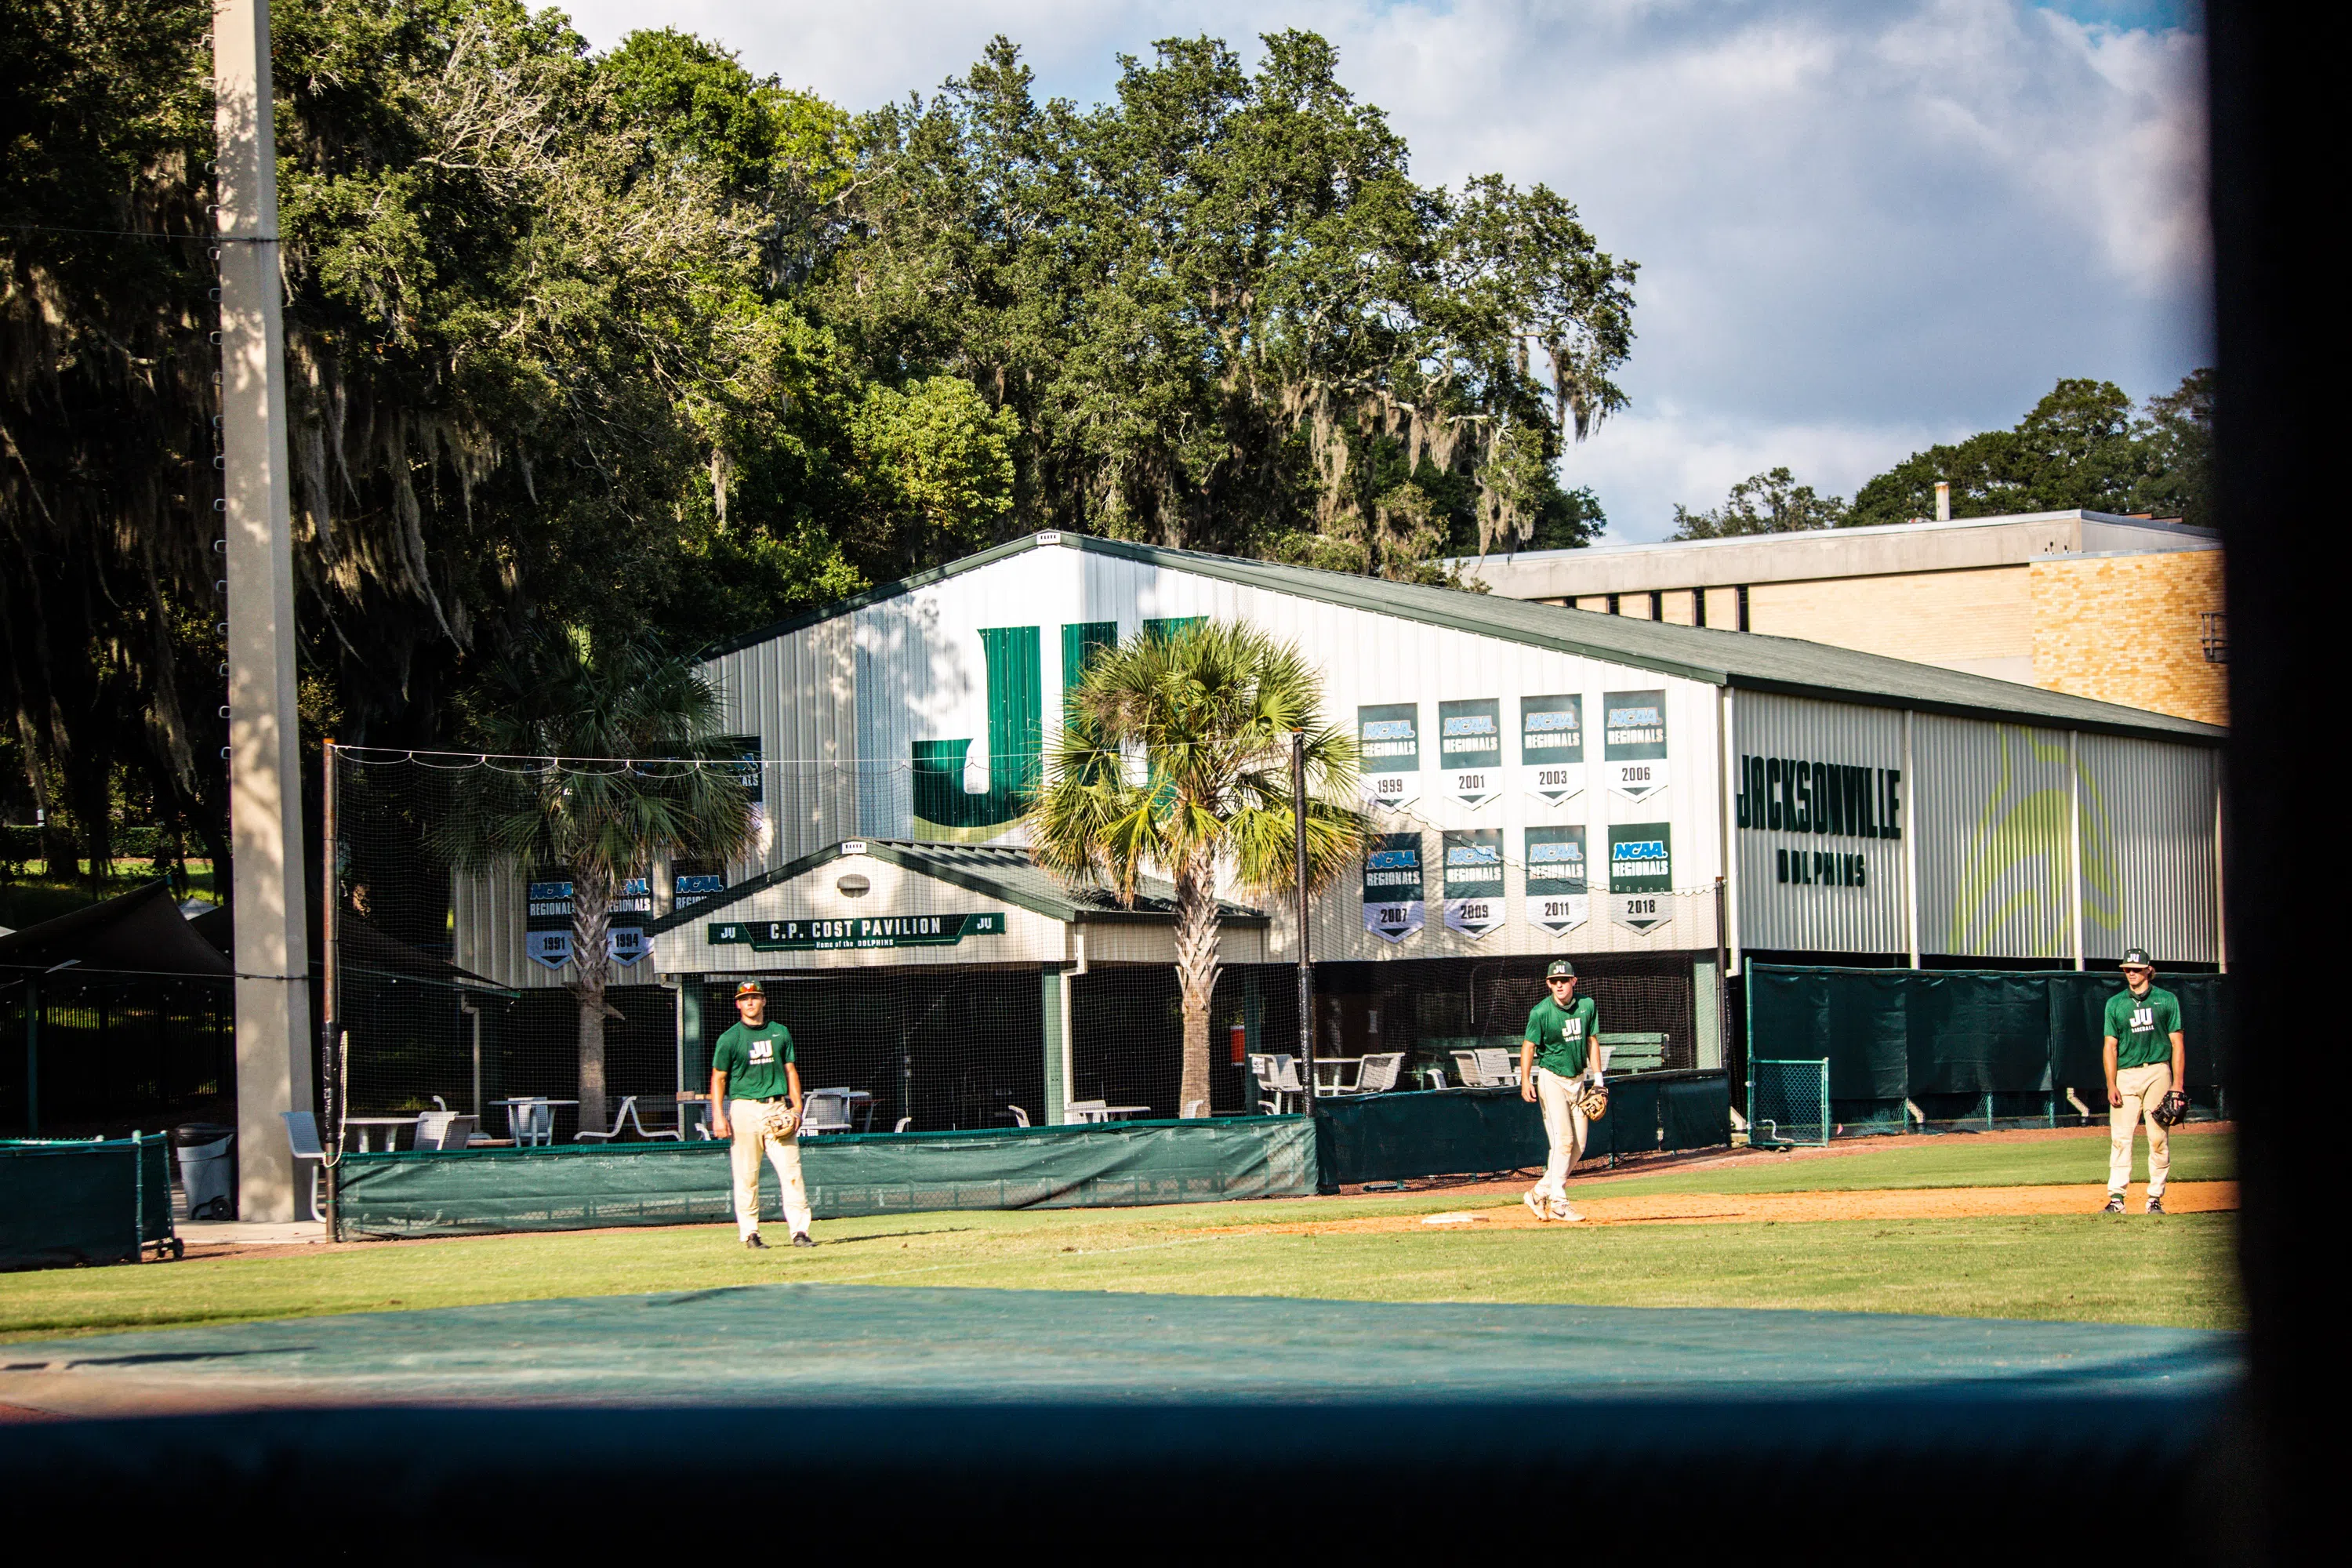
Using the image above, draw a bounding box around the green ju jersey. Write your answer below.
[2104,986,2181,1071]
[712,1020,796,1100]
[1524,994,1599,1079]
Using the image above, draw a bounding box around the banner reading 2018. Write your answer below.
[1607,823,1673,934]
[1362,832,1426,942]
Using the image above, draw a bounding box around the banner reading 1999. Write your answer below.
[1357,704,1420,814]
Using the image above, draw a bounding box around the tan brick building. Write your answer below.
[1452,510,2227,726]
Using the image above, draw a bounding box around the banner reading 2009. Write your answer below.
[1441,829,1505,938]
[1362,832,1425,942]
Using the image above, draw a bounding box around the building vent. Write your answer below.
[1933,481,1951,522]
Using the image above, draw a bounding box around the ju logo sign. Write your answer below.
[1361,831,1426,942]
[1441,829,1506,938]
[1607,824,1673,934]
[1524,826,1589,935]
[1602,689,1669,801]
[1437,699,1503,808]
[524,873,575,970]
[1357,704,1421,813]
[1520,695,1584,807]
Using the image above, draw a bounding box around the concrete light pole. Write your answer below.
[216,0,314,1220]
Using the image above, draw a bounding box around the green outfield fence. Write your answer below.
[332,1115,1316,1239]
[1745,964,2230,1135]
[0,1134,176,1269]
[1312,1076,1730,1189]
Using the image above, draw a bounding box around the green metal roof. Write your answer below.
[705,532,2224,746]
[645,840,1269,935]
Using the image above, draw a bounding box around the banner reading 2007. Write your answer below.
[1362,832,1426,942]
[1441,829,1506,938]
[1357,703,1421,813]
[1602,689,1668,802]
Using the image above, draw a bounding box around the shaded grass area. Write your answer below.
[2,1205,2237,1345]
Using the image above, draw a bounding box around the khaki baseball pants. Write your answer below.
[2108,1063,2173,1199]
[730,1098,814,1240]
[1528,1066,1590,1206]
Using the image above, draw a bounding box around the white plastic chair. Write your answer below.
[1182,1098,1207,1119]
[1450,1049,1486,1087]
[1475,1048,1521,1088]
[1421,1065,1450,1091]
[281,1110,324,1222]
[506,1098,554,1147]
[412,1110,477,1151]
[1354,1053,1406,1094]
[1006,1105,1031,1127]
[800,1091,855,1136]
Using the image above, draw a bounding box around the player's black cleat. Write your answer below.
[2145,1196,2165,1214]
[2101,1194,2125,1214]
[792,1232,816,1248]
[743,1234,769,1249]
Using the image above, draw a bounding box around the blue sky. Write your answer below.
[561,1,2210,541]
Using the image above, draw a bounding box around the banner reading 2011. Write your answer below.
[1362,832,1425,942]
[1602,689,1668,802]
[1525,826,1588,935]
[1358,703,1420,814]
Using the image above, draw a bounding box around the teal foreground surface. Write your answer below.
[2,1284,2239,1408]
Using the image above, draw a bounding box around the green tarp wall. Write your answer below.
[1312,1076,1730,1189]
[334,1116,1317,1239]
[1748,966,2230,1111]
[1,1137,172,1269]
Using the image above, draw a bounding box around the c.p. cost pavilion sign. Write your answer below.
[708,913,1007,953]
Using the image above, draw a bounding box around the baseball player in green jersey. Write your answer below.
[710,980,815,1249]
[1520,958,1602,1223]
[2101,947,2187,1215]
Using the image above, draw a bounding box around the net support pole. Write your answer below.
[1292,730,1314,1115]
[218,0,315,1221]
[320,739,338,1232]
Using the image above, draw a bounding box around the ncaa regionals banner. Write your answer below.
[1525,826,1589,935]
[1602,689,1669,802]
[524,873,574,970]
[1362,831,1426,942]
[609,874,653,967]
[1441,829,1506,938]
[1521,694,1584,807]
[1357,703,1421,814]
[1607,823,1673,934]
[1436,699,1503,808]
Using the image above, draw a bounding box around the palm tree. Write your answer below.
[441,629,754,1131]
[1027,620,1366,1116]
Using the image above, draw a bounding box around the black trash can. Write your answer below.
[171,1122,236,1220]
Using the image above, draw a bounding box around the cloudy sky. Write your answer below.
[558,0,2209,542]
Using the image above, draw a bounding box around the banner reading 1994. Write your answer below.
[1602,689,1668,802]
[1441,829,1505,938]
[1357,703,1421,814]
[1362,831,1425,942]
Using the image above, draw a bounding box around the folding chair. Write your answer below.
[800,1091,855,1136]
[281,1111,325,1222]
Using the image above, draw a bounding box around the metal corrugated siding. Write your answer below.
[2078,735,2219,964]
[1913,717,2074,960]
[648,855,1067,973]
[1732,693,1907,954]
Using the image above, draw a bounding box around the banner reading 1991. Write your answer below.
[1362,831,1425,942]
[1441,829,1505,938]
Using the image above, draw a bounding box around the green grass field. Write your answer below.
[0,1133,2238,1344]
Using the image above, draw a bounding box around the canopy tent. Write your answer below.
[0,880,234,980]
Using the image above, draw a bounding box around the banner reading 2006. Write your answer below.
[1362,831,1426,942]
[1602,689,1668,802]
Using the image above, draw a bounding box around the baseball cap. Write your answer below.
[735,980,766,998]
[2119,949,2153,970]
[1545,960,1577,979]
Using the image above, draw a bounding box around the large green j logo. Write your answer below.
[911,626,1041,841]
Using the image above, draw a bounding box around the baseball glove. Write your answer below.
[760,1102,802,1141]
[1577,1083,1610,1120]
[2152,1089,2190,1129]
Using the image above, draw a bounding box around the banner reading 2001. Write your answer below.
[1437,699,1502,809]
[1362,832,1425,942]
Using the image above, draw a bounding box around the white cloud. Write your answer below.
[555,0,2209,540]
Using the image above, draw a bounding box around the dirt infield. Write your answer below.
[1207,1181,2238,1236]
